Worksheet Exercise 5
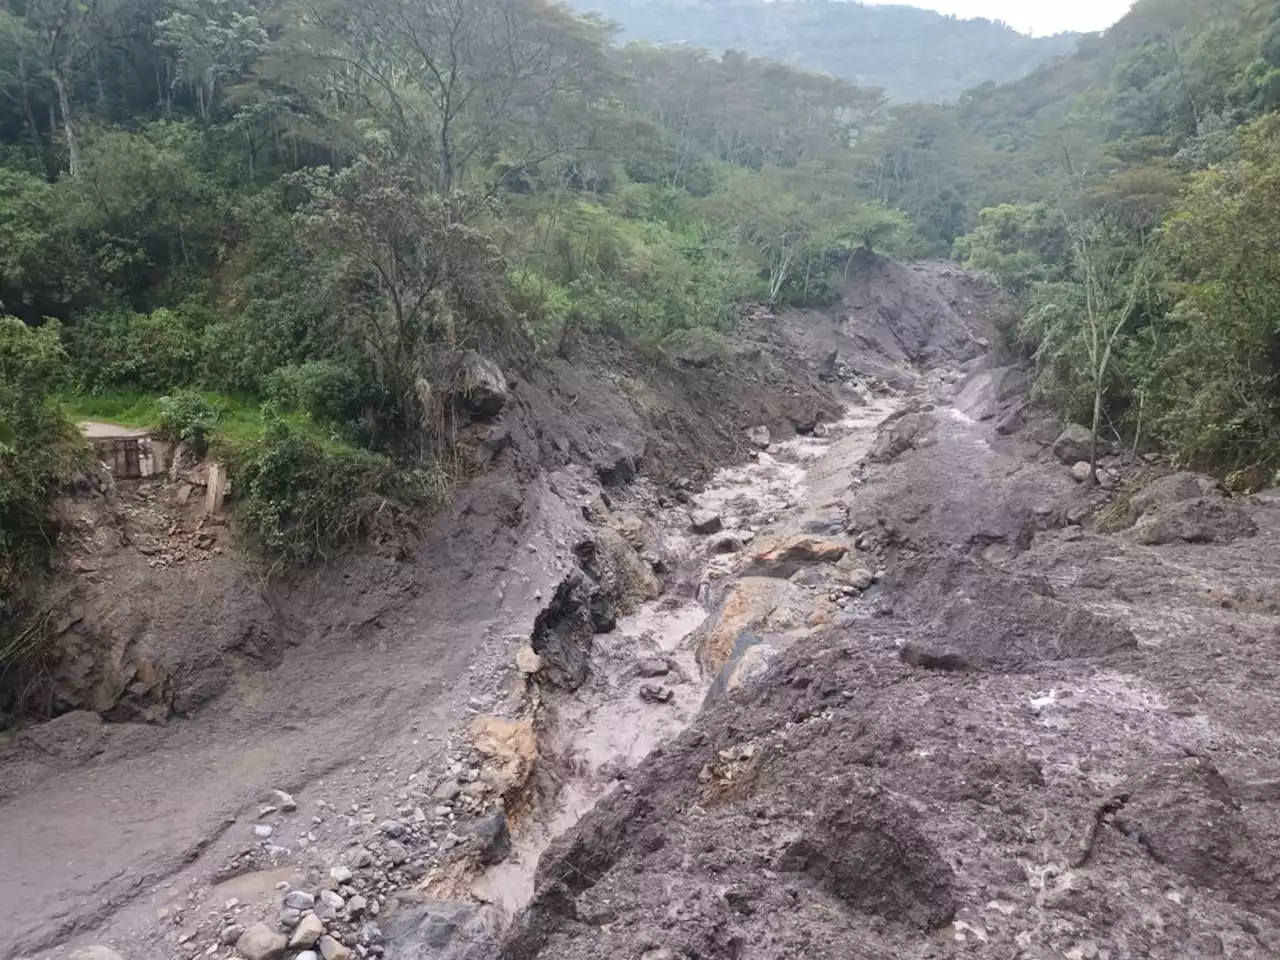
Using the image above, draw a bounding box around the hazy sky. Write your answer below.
[877,1,1135,36]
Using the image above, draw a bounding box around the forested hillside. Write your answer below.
[5,0,1280,640]
[859,0,1280,483]
[0,0,908,630]
[562,0,1081,103]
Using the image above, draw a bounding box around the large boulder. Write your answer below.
[777,793,956,931]
[1127,472,1225,526]
[690,577,808,677]
[529,572,597,689]
[868,411,937,464]
[954,366,1029,422]
[883,554,1136,671]
[236,924,287,960]
[741,534,848,577]
[1052,424,1094,465]
[1132,497,1258,545]
[455,351,508,419]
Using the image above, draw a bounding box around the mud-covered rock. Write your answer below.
[1053,424,1094,464]
[689,511,723,534]
[471,812,512,865]
[777,793,956,930]
[1126,471,1225,525]
[954,365,1029,422]
[867,411,937,464]
[1069,460,1093,483]
[381,898,502,959]
[470,714,536,796]
[237,923,287,960]
[1115,757,1276,909]
[530,573,596,689]
[1132,497,1258,545]
[883,554,1136,670]
[703,633,774,706]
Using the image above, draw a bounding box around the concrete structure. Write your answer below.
[79,422,171,480]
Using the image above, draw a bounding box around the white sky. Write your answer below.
[876,0,1135,36]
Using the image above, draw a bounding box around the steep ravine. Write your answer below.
[457,392,906,928]
[490,369,1280,960]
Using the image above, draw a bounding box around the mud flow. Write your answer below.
[459,393,903,927]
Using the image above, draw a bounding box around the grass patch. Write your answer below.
[58,388,337,449]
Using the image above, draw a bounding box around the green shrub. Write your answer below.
[263,360,364,424]
[0,318,86,649]
[157,389,224,448]
[67,298,210,393]
[232,414,450,566]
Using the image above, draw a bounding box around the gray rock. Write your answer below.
[455,350,508,418]
[253,823,274,838]
[236,923,288,960]
[360,921,384,944]
[384,839,409,865]
[635,658,670,678]
[379,819,406,838]
[350,846,374,868]
[1069,461,1093,483]
[433,780,462,802]
[348,894,369,918]
[746,426,771,449]
[318,935,351,960]
[278,908,302,929]
[1128,472,1225,526]
[690,511,723,535]
[1133,497,1258,545]
[329,865,354,884]
[639,683,674,704]
[708,534,743,555]
[270,789,297,812]
[283,890,315,911]
[220,924,247,945]
[316,889,345,920]
[471,812,512,866]
[1053,424,1094,465]
[289,914,325,950]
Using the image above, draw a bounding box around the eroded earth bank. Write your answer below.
[11,257,1277,960]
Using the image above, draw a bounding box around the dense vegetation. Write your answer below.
[6,0,1280,639]
[0,0,909,620]
[563,0,1080,103]
[881,0,1280,482]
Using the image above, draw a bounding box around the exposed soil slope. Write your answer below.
[0,257,984,960]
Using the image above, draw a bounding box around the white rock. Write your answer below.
[283,890,315,911]
[289,914,324,950]
[329,865,354,884]
[254,823,274,838]
[271,789,298,812]
[236,923,287,960]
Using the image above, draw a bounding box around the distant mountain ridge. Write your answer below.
[564,0,1082,102]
